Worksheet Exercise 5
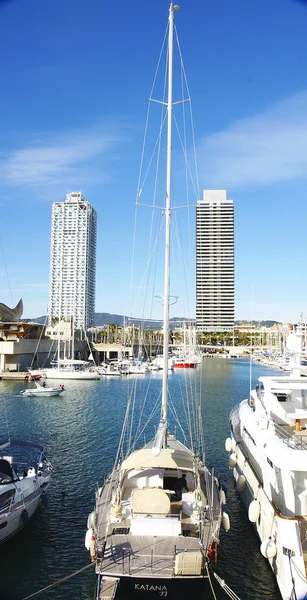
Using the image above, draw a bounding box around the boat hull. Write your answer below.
[230,422,307,600]
[174,363,196,369]
[0,490,43,545]
[20,390,62,397]
[99,573,221,600]
[43,369,100,380]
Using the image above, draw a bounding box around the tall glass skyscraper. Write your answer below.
[196,190,234,332]
[49,192,97,330]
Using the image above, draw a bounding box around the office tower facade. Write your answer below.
[196,190,234,332]
[49,192,97,330]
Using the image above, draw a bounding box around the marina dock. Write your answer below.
[0,371,29,380]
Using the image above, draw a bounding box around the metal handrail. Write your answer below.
[122,547,131,575]
[274,422,307,450]
[131,510,181,518]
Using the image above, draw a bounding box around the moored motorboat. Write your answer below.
[99,363,122,377]
[227,326,307,600]
[25,370,43,381]
[0,440,52,544]
[174,357,197,368]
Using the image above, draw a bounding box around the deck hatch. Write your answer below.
[112,527,130,535]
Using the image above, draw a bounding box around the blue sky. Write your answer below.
[1,0,307,323]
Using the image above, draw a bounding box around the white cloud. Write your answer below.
[198,90,307,188]
[0,124,125,187]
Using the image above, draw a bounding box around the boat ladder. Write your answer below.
[99,576,120,600]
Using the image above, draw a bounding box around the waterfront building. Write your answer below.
[49,192,97,330]
[196,189,234,332]
[0,321,53,374]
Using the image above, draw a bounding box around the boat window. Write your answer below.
[256,383,264,399]
[0,489,15,509]
[248,395,255,410]
[0,459,13,484]
[274,393,288,402]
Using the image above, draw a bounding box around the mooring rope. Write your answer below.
[214,571,242,600]
[22,562,95,600]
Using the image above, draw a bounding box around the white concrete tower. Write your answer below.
[49,192,97,330]
[196,190,234,332]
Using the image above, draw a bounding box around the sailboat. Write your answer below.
[37,320,100,381]
[85,5,225,599]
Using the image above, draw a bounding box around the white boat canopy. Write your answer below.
[121,447,194,471]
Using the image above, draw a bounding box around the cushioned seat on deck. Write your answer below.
[131,488,170,516]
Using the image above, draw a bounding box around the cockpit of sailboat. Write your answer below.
[94,435,220,549]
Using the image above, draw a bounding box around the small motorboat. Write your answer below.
[20,382,65,397]
[98,363,122,377]
[0,439,52,544]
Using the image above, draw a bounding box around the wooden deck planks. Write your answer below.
[99,533,203,578]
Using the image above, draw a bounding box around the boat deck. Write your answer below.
[98,533,203,578]
[95,470,218,579]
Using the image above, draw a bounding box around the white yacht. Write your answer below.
[85,5,225,599]
[42,358,100,380]
[227,327,307,600]
[0,440,52,544]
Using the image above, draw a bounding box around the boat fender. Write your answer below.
[21,509,29,525]
[236,474,246,494]
[207,540,218,565]
[41,492,48,507]
[87,511,95,529]
[248,499,260,523]
[220,488,226,505]
[228,452,237,469]
[225,437,232,452]
[222,511,230,532]
[89,531,96,562]
[260,538,277,559]
[85,527,92,550]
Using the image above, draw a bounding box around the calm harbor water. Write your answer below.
[0,358,282,600]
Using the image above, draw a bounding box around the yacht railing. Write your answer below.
[131,510,181,518]
[120,544,208,577]
[273,423,307,450]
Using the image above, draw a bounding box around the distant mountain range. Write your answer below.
[32,313,280,329]
[32,313,192,328]
[237,320,281,328]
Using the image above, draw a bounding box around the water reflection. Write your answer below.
[0,360,281,599]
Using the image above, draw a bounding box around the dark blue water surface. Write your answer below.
[0,359,282,600]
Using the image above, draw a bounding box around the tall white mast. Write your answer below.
[152,3,178,456]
